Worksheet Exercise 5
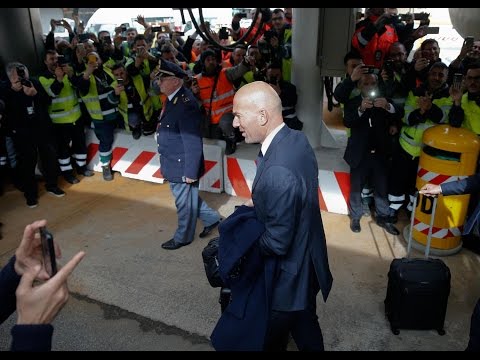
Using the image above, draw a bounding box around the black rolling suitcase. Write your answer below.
[384,193,451,335]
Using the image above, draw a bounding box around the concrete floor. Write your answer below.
[1,173,479,351]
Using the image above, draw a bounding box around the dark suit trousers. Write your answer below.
[264,262,324,351]
[263,306,324,351]
[349,152,390,220]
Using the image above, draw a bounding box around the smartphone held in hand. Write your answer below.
[40,227,57,277]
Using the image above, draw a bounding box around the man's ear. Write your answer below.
[258,108,268,126]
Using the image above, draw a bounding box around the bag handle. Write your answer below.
[407,191,438,259]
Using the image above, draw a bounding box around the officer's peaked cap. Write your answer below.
[157,60,187,79]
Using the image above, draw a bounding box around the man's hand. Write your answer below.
[184,177,197,184]
[15,220,60,281]
[55,66,65,81]
[373,97,389,110]
[50,19,56,32]
[23,84,37,97]
[419,183,442,197]
[16,251,85,325]
[351,63,366,82]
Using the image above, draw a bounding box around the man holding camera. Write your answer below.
[265,62,302,130]
[0,63,65,207]
[77,52,119,181]
[39,50,94,185]
[110,63,158,140]
[343,73,399,235]
[352,8,399,69]
[191,49,253,155]
[261,9,292,83]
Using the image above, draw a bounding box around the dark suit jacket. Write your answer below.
[442,172,480,235]
[211,205,276,351]
[343,95,397,169]
[0,256,53,351]
[156,86,204,182]
[442,172,480,196]
[252,125,333,311]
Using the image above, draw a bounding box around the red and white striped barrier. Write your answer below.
[223,157,351,215]
[417,167,468,185]
[86,129,223,193]
[413,218,463,238]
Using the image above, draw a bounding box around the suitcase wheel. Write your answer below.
[437,329,446,336]
[391,326,400,335]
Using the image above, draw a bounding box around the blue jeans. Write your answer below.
[169,181,221,245]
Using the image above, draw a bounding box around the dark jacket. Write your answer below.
[211,205,276,351]
[0,256,53,351]
[343,95,398,168]
[0,78,53,138]
[252,126,333,309]
[156,86,204,182]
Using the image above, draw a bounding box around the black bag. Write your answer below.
[202,237,224,288]
[385,257,451,335]
[384,193,451,335]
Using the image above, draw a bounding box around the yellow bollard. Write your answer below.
[412,125,480,255]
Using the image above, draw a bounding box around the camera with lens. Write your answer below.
[384,59,395,76]
[263,29,276,42]
[57,55,69,66]
[102,35,112,44]
[152,26,166,33]
[257,39,271,63]
[414,12,430,21]
[16,66,31,87]
[219,27,229,40]
[363,65,380,75]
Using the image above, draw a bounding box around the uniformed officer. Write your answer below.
[155,60,221,250]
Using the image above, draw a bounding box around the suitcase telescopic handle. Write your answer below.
[407,191,438,258]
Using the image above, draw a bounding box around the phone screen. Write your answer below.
[453,73,463,87]
[465,37,474,49]
[40,227,57,277]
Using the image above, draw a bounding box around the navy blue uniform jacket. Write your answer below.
[252,126,333,310]
[1,256,53,351]
[156,86,204,182]
[211,205,277,351]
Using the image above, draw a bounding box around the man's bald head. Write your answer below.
[233,81,284,144]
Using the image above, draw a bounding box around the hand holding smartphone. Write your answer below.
[40,227,57,277]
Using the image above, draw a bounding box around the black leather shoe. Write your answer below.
[77,166,95,177]
[63,172,80,184]
[377,219,400,235]
[350,218,361,233]
[199,220,220,238]
[161,239,187,250]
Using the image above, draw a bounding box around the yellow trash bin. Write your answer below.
[411,125,480,255]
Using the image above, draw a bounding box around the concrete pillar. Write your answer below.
[0,8,45,76]
[291,8,324,149]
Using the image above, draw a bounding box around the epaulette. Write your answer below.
[182,94,190,103]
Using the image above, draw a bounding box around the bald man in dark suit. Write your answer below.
[232,81,333,351]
